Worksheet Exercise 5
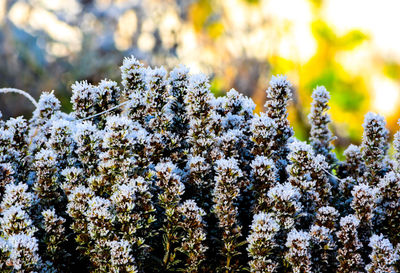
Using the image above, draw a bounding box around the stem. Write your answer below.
[226,255,231,273]
[163,233,170,266]
[0,88,38,108]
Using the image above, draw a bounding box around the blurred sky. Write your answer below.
[1,0,400,150]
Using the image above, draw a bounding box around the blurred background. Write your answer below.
[1,0,400,155]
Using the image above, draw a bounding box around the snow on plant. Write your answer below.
[309,206,339,272]
[250,113,277,158]
[33,148,62,209]
[376,171,400,245]
[213,157,243,272]
[73,121,102,172]
[343,144,366,181]
[394,121,400,172]
[308,86,337,165]
[351,183,377,225]
[108,239,138,273]
[1,183,33,211]
[177,199,208,273]
[267,182,302,230]
[6,234,41,272]
[351,183,378,252]
[250,156,277,212]
[361,112,389,186]
[71,81,101,120]
[286,141,331,225]
[154,161,185,270]
[0,206,36,237]
[285,229,312,273]
[366,234,399,273]
[31,91,61,127]
[0,129,13,164]
[264,75,293,174]
[41,208,67,268]
[247,212,279,273]
[166,65,190,167]
[3,117,29,180]
[0,164,15,197]
[1,55,400,272]
[336,215,364,273]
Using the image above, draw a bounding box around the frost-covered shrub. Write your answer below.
[1,55,400,272]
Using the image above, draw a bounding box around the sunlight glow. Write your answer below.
[115,10,137,51]
[8,2,30,25]
[372,76,400,115]
[268,0,316,63]
[325,0,400,61]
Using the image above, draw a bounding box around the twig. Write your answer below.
[0,88,38,108]
[0,87,132,123]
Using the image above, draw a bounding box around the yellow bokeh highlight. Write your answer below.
[115,10,137,51]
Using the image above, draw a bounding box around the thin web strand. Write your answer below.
[75,100,131,122]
